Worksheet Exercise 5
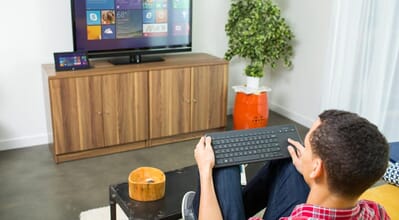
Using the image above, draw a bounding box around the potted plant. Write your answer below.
[225,0,294,89]
[224,0,295,129]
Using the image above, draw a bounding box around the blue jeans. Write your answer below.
[192,159,310,220]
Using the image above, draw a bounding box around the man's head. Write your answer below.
[306,110,389,198]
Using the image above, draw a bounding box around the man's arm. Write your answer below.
[194,136,223,220]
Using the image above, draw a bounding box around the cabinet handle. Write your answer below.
[97,112,102,115]
[185,99,191,103]
[192,99,197,103]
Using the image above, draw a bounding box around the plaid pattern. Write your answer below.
[285,200,390,220]
[249,200,390,220]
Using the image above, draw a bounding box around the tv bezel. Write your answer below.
[71,0,193,60]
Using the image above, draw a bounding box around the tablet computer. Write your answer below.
[54,51,90,71]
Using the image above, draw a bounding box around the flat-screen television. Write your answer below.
[71,0,192,64]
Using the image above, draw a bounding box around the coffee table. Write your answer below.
[109,163,265,220]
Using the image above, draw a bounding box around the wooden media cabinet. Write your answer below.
[42,53,228,163]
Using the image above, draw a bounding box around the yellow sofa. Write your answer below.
[360,184,399,219]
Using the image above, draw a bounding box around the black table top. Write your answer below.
[110,163,265,220]
[110,165,197,220]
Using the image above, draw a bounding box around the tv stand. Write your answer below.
[109,54,164,65]
[42,53,228,163]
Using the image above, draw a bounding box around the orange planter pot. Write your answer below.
[233,92,269,130]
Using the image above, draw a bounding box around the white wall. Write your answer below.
[191,1,248,117]
[0,0,332,150]
[193,0,333,128]
[267,0,333,127]
[0,0,73,150]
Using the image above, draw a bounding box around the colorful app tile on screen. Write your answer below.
[155,9,167,23]
[155,0,167,9]
[173,0,189,9]
[116,10,143,38]
[87,0,115,10]
[87,26,102,40]
[87,11,101,25]
[102,25,116,39]
[101,10,116,24]
[143,10,156,24]
[143,23,167,37]
[143,0,154,9]
[116,0,142,9]
[171,0,190,36]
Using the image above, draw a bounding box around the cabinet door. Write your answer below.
[191,64,227,131]
[102,72,148,146]
[149,68,191,138]
[49,76,104,154]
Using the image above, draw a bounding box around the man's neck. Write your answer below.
[306,187,358,209]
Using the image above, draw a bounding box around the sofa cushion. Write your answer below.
[389,142,399,162]
[383,162,399,186]
[360,184,399,220]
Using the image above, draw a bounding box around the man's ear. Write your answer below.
[309,158,323,179]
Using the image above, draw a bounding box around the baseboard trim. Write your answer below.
[269,102,314,128]
[0,133,50,151]
[227,105,233,115]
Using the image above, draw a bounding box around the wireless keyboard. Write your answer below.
[207,124,302,168]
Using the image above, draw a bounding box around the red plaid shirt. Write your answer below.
[249,200,390,220]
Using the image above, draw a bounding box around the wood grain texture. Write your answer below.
[49,76,104,154]
[128,167,166,201]
[147,128,225,148]
[149,68,191,138]
[191,64,228,131]
[53,141,146,163]
[148,64,228,139]
[102,72,148,146]
[43,53,228,162]
[42,53,228,79]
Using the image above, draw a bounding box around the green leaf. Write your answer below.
[225,0,295,77]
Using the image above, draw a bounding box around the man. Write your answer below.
[182,110,390,220]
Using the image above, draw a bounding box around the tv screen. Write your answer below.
[71,0,192,63]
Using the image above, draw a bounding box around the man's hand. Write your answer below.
[287,138,305,175]
[194,136,215,176]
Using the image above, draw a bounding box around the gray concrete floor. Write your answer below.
[0,111,308,220]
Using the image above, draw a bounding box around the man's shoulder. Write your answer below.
[358,199,390,219]
[281,202,390,220]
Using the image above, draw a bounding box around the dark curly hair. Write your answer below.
[310,110,389,198]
